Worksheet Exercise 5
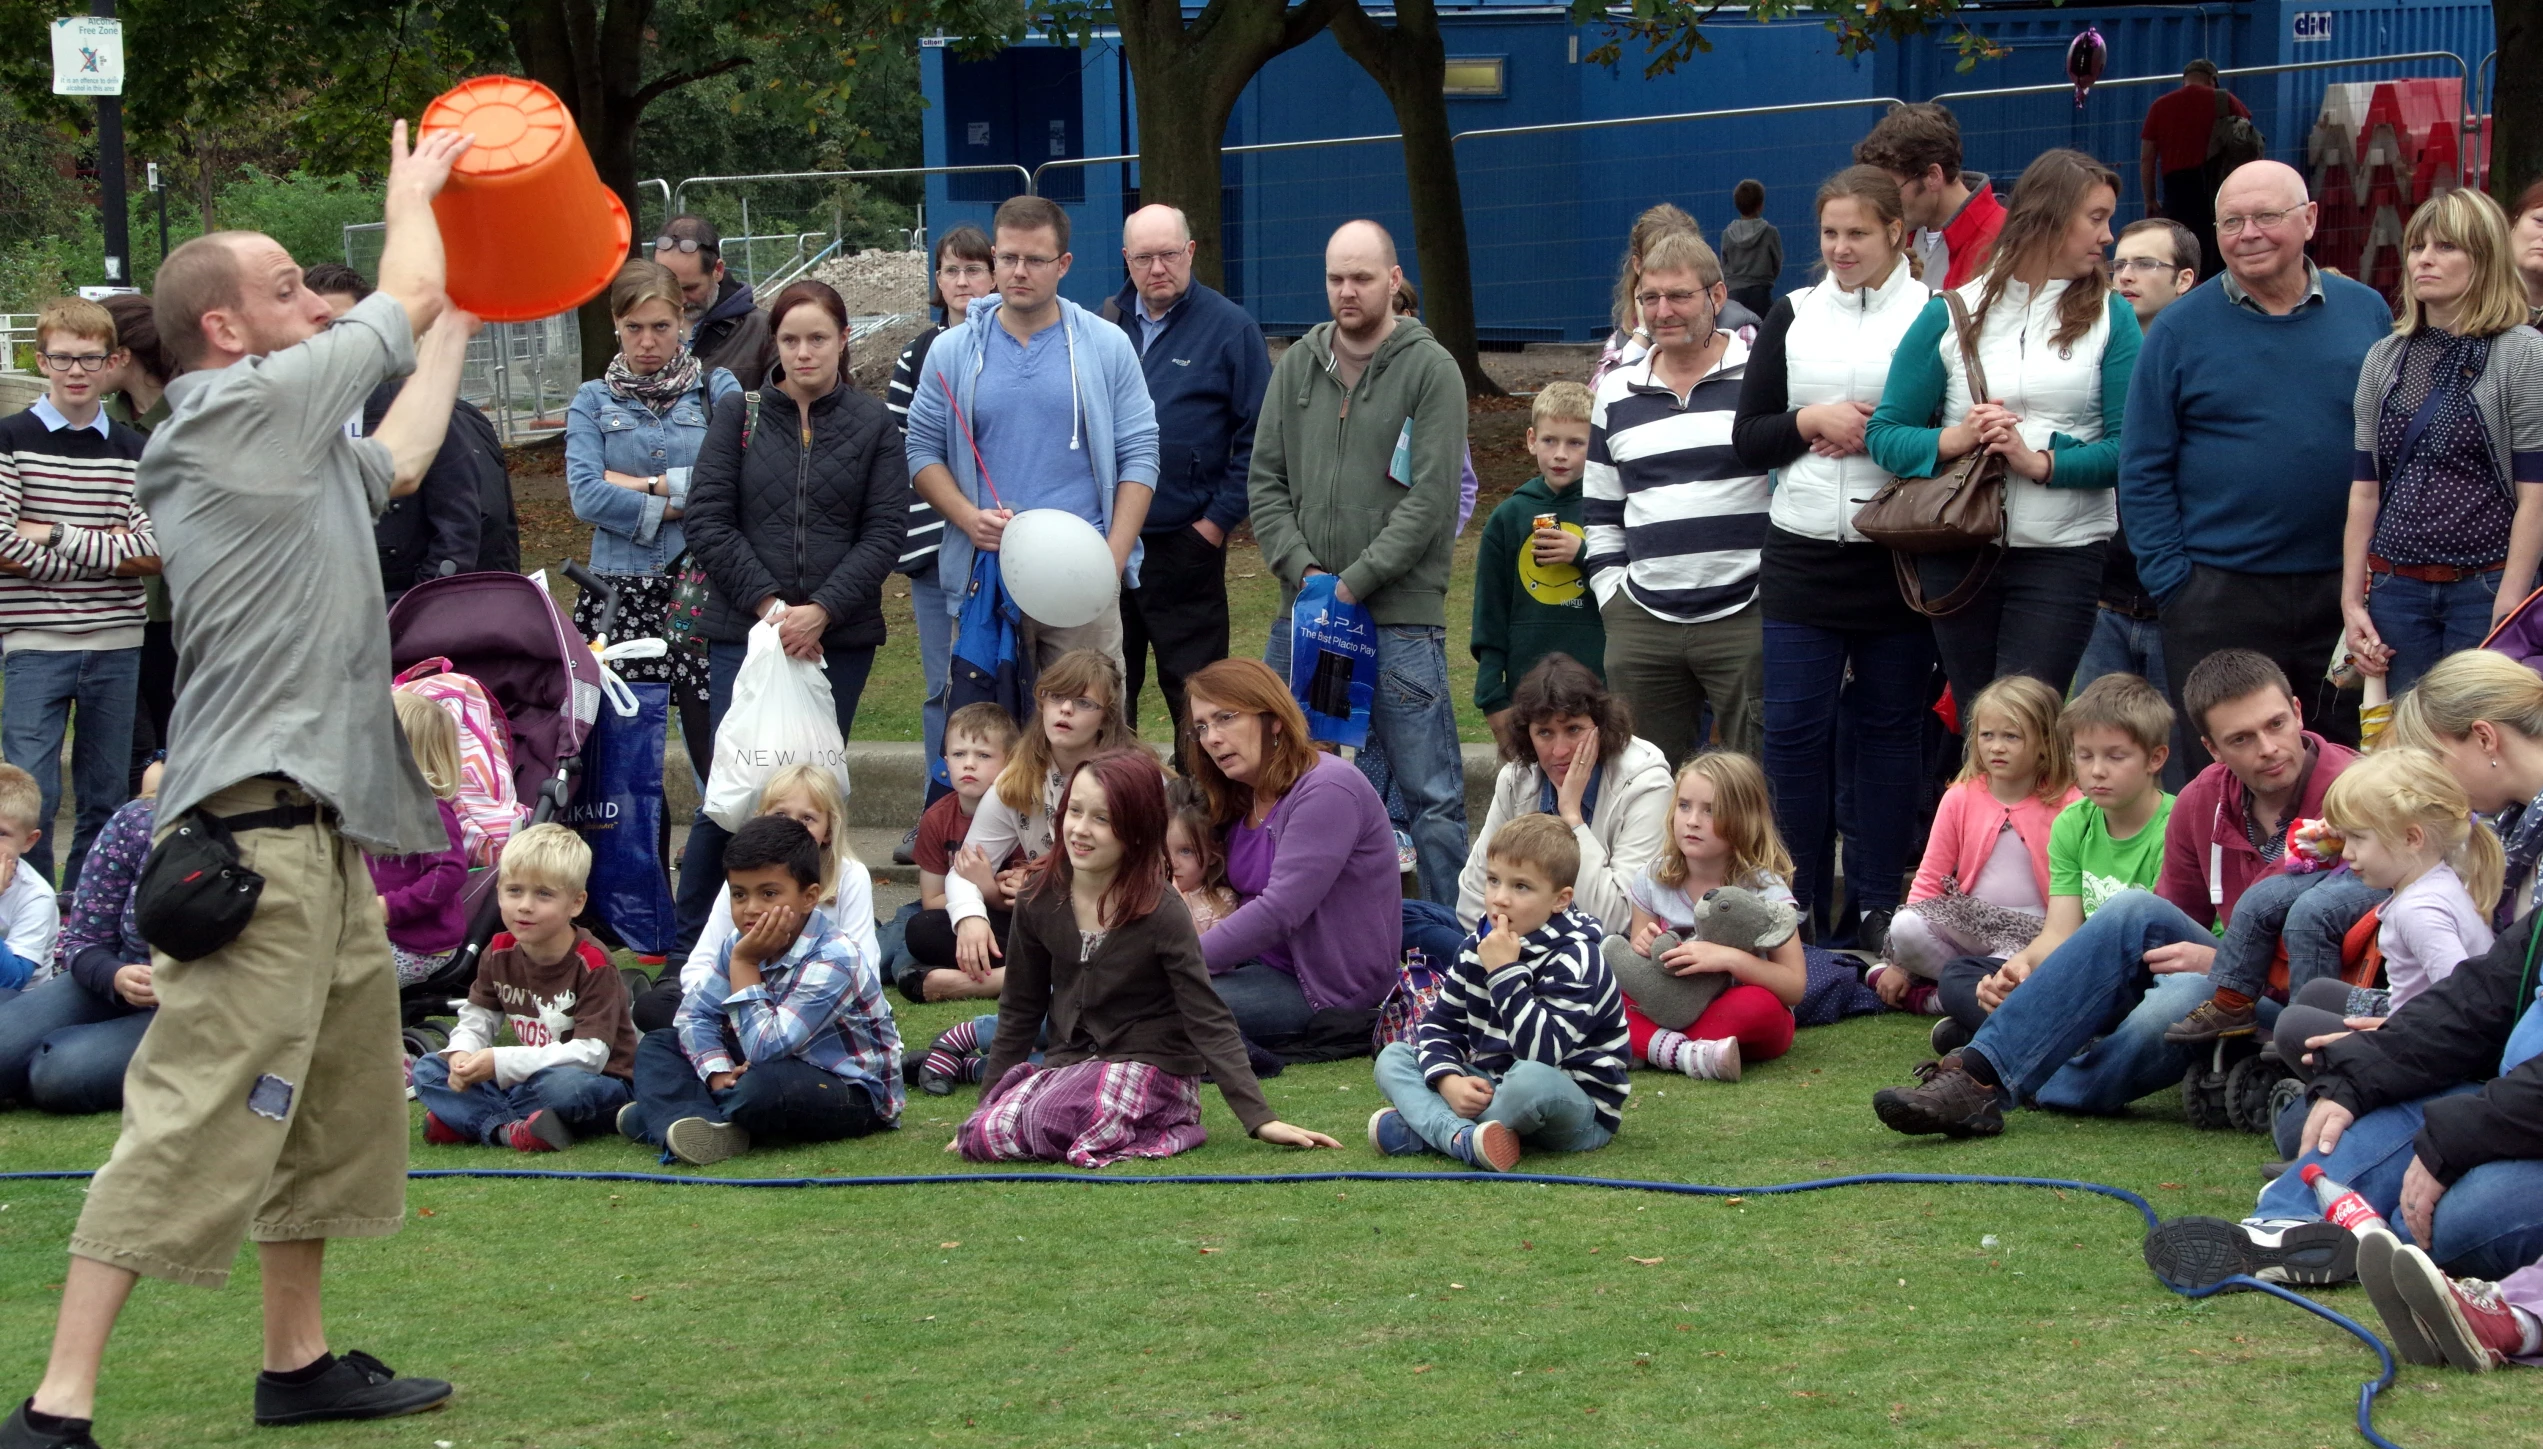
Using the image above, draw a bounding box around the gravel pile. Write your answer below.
[796,248,929,319]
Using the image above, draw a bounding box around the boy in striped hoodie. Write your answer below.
[1371,814,1630,1171]
[0,297,156,890]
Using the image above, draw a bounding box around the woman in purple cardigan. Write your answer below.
[1181,659,1405,1044]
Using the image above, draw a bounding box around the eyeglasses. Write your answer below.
[1127,249,1186,270]
[1195,708,1256,736]
[2110,256,2183,275]
[938,263,991,281]
[652,236,715,257]
[36,352,111,373]
[2217,209,2297,238]
[994,251,1061,272]
[1634,289,1711,310]
[1042,694,1104,715]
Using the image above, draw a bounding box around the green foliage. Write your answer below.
[1575,0,2018,80]
[212,169,388,273]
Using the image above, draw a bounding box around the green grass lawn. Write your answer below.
[0,1005,2528,1447]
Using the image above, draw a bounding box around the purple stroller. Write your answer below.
[384,566,608,1046]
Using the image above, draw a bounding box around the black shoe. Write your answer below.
[2,1400,100,1449]
[2259,1160,2290,1182]
[1856,907,1894,958]
[919,1069,957,1097]
[1872,1064,2004,1138]
[2141,1215,2357,1292]
[252,1351,452,1426]
[892,824,920,866]
[1929,1016,1974,1057]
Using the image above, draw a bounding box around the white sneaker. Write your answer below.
[1684,1038,1741,1083]
[664,1116,749,1166]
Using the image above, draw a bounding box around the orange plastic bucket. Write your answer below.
[420,77,630,323]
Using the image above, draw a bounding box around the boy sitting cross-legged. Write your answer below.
[625,814,903,1166]
[1371,814,1630,1172]
[899,701,1021,1003]
[412,824,638,1152]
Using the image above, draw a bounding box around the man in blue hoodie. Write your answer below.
[1106,204,1271,740]
[907,196,1160,676]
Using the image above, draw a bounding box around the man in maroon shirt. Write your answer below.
[2140,60,2251,278]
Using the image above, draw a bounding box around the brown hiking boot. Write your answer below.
[2163,997,2259,1045]
[1873,1062,2004,1138]
[1910,1051,1964,1085]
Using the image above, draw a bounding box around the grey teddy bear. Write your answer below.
[1601,885,1800,1029]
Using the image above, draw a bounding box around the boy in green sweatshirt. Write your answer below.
[1472,381,1604,734]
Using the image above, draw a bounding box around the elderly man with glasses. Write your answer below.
[1098,204,1269,743]
[2117,159,2394,774]
[906,194,1159,678]
[651,214,777,386]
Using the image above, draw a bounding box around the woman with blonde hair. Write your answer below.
[2386,647,2543,925]
[2340,188,2543,693]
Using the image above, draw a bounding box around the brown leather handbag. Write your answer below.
[1851,291,2007,617]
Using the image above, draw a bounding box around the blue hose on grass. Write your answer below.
[0,1166,2403,1448]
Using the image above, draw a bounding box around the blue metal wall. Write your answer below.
[918,0,2489,340]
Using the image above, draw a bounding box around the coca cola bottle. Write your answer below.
[2302,1162,2391,1235]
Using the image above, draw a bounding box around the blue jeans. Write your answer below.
[1761,618,1933,924]
[410,1052,632,1144]
[913,565,953,773]
[671,637,878,957]
[2073,606,2167,693]
[0,973,150,1114]
[622,1026,881,1146]
[1374,1041,1614,1155]
[2205,869,2385,1001]
[1212,961,1315,1043]
[2256,1083,2543,1278]
[2367,568,2501,697]
[1265,611,1467,906]
[1966,889,2215,1106]
[2,647,139,890]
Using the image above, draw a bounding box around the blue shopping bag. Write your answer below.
[568,678,675,955]
[1288,572,1378,750]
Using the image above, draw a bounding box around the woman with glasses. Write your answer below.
[2340,188,2543,694]
[564,259,740,810]
[1733,164,1935,949]
[95,293,178,798]
[884,224,995,860]
[1866,148,2141,710]
[1178,659,1402,1046]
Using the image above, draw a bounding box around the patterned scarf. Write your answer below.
[2493,783,2543,930]
[603,347,703,415]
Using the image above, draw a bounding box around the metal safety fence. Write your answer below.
[1011,48,2474,341]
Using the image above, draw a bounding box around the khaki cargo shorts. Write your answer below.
[69,779,409,1287]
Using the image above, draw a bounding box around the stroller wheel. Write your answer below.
[2223,1051,2293,1134]
[402,1024,448,1058]
[2181,1064,2233,1131]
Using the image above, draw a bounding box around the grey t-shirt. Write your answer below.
[140,291,446,855]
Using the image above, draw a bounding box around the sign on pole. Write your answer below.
[50,15,123,96]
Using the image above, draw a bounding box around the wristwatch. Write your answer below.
[46,522,63,549]
[652,475,665,496]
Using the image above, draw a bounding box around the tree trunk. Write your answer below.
[1327,0,1498,395]
[2494,0,2543,206]
[1114,0,1344,294]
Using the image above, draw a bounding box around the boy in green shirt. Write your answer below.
[1931,673,2174,1054]
[1472,381,1605,735]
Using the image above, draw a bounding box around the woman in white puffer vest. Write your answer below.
[1866,148,2143,714]
[1733,165,1936,948]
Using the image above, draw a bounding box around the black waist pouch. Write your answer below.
[135,799,317,961]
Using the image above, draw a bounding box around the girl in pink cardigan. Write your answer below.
[1873,675,2078,1011]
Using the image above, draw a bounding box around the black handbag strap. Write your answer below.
[1894,543,2004,619]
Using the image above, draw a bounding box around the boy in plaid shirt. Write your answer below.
[624,814,901,1166]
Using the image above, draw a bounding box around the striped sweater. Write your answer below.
[0,406,153,650]
[1415,903,1631,1133]
[1582,334,1767,625]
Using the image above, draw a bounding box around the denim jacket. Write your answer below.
[564,367,741,574]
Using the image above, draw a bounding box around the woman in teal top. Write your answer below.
[1865,148,2141,711]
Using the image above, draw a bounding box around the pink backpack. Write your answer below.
[394,658,528,866]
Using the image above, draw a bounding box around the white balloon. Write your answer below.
[997,509,1118,629]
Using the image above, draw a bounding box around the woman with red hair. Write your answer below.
[955,749,1341,1165]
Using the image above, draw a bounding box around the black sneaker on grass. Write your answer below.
[1872,1062,2004,1138]
[1929,1017,1973,1057]
[252,1351,451,1426]
[2140,1215,2357,1291]
[2,1400,100,1449]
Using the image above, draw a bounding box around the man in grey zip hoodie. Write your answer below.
[907,196,1159,676]
[1249,219,1470,905]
